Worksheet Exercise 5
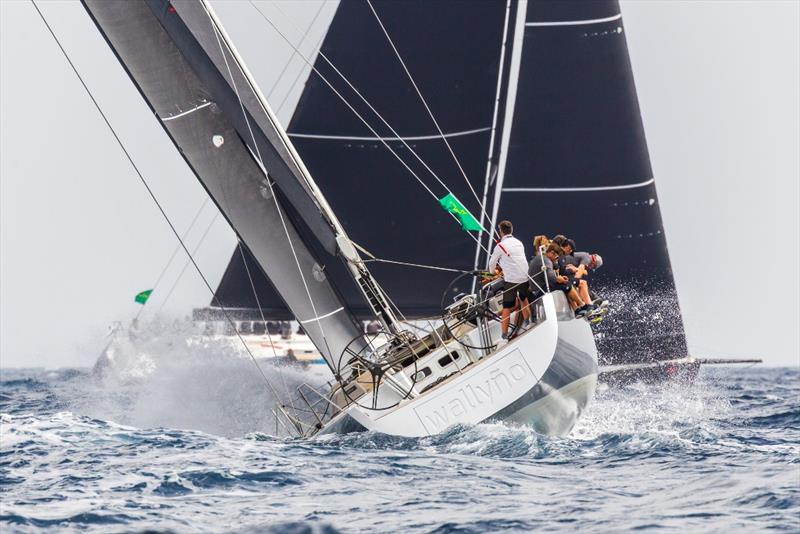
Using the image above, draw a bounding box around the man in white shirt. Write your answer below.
[488,220,532,343]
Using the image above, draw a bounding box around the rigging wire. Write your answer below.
[234,235,298,411]
[265,0,327,101]
[136,197,209,320]
[201,0,339,367]
[275,24,327,116]
[360,258,474,275]
[245,1,529,288]
[253,0,449,199]
[155,211,219,314]
[364,0,493,232]
[29,0,287,410]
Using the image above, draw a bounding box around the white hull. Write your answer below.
[320,293,598,437]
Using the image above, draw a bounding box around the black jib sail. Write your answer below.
[214,0,688,365]
[81,0,367,370]
[213,0,510,319]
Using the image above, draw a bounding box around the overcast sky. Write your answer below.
[1,0,798,368]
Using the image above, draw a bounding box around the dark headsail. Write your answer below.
[81,0,367,370]
[213,0,510,319]
[487,0,688,365]
[213,0,688,365]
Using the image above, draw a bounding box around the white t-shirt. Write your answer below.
[488,235,529,284]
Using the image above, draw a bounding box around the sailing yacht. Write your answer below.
[80,0,599,437]
[203,0,699,384]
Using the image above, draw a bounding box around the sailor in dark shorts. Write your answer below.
[488,220,532,344]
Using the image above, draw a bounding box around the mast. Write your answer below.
[472,0,515,276]
[487,0,689,365]
[487,0,529,254]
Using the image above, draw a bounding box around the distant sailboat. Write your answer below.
[80,0,599,437]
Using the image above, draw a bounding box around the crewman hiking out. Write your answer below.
[529,243,589,315]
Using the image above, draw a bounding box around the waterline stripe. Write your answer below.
[288,126,491,142]
[503,178,654,193]
[160,101,213,121]
[526,13,622,27]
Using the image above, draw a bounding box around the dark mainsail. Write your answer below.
[487,0,688,365]
[81,0,367,370]
[214,0,688,365]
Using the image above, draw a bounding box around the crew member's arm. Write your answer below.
[488,245,502,275]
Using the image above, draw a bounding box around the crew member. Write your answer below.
[488,220,531,344]
[572,251,605,306]
[529,243,588,314]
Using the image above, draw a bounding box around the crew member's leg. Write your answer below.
[577,279,592,308]
[566,287,585,310]
[518,283,532,322]
[500,282,517,339]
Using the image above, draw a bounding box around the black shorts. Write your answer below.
[502,282,531,309]
[556,282,573,294]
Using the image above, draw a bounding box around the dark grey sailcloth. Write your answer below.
[81,0,366,371]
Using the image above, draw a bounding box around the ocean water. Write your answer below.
[1,343,798,532]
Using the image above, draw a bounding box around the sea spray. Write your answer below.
[68,317,324,438]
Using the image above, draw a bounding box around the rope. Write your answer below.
[234,237,297,411]
[362,258,474,275]
[201,1,338,368]
[155,211,219,314]
[250,1,440,199]
[275,26,327,116]
[136,197,209,320]
[263,0,497,235]
[364,0,493,233]
[265,0,328,102]
[253,1,560,332]
[30,0,286,408]
[248,1,512,277]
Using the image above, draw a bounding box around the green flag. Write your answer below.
[438,193,483,232]
[134,289,153,305]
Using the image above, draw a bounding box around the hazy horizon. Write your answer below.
[1,0,798,368]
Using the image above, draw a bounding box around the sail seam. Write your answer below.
[525,14,621,27]
[503,178,655,192]
[288,127,491,142]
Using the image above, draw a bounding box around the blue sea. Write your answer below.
[1,355,798,532]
